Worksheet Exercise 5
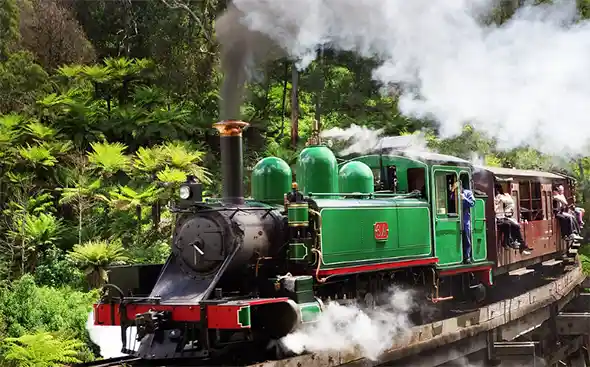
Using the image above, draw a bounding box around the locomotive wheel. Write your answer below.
[472,283,487,305]
[265,338,297,360]
[363,292,376,310]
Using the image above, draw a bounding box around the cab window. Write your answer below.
[408,167,427,199]
[435,172,458,216]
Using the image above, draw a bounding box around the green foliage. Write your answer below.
[0,274,98,338]
[2,331,85,367]
[88,142,130,176]
[0,51,50,114]
[0,0,19,59]
[580,245,590,275]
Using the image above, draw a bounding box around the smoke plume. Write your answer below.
[280,286,415,361]
[216,0,590,156]
[215,4,287,120]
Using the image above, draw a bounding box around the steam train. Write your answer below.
[92,120,579,362]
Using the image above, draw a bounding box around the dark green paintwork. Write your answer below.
[472,198,488,262]
[432,166,463,266]
[251,157,292,204]
[339,161,374,194]
[299,302,322,323]
[297,145,338,197]
[334,155,490,271]
[317,198,432,268]
[288,242,309,261]
[238,306,251,328]
[287,203,309,226]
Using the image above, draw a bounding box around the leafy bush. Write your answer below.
[0,274,98,339]
[33,247,85,288]
[580,244,590,276]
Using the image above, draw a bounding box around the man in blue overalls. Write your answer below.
[454,180,475,264]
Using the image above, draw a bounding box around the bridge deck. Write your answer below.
[250,266,587,367]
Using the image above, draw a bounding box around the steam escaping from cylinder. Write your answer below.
[280,287,417,361]
[86,311,138,359]
[217,0,590,156]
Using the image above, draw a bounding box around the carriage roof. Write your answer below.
[477,166,565,180]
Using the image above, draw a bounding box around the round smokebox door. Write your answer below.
[174,216,227,274]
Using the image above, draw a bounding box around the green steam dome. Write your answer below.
[297,146,338,197]
[251,157,292,204]
[339,161,374,194]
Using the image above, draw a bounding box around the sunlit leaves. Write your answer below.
[24,121,57,141]
[18,144,58,167]
[106,184,163,210]
[67,239,128,270]
[132,146,167,174]
[87,141,129,175]
[2,331,85,367]
[67,239,128,288]
[156,166,188,183]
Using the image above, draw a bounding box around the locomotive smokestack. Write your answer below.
[213,120,250,204]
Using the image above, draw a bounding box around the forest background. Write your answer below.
[0,0,589,365]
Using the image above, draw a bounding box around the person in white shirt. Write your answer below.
[552,185,583,241]
[494,183,532,255]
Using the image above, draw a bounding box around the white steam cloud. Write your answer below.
[231,0,590,156]
[280,287,415,361]
[86,311,138,359]
[321,124,429,156]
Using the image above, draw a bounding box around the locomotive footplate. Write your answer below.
[94,297,290,328]
[93,296,295,359]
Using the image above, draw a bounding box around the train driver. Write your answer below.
[452,178,475,264]
[494,183,533,255]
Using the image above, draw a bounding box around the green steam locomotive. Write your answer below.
[93,119,570,362]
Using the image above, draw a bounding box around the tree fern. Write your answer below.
[18,143,58,167]
[87,141,130,176]
[67,239,128,288]
[24,121,57,142]
[132,146,167,175]
[2,331,85,367]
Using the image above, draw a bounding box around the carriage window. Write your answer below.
[435,172,458,216]
[519,181,542,221]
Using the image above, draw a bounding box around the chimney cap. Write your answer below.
[213,120,250,137]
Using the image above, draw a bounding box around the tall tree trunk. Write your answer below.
[78,205,83,245]
[315,47,325,124]
[290,64,299,148]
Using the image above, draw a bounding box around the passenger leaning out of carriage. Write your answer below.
[494,184,533,255]
[552,185,583,241]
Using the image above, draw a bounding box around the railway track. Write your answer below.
[74,257,589,367]
[75,356,141,367]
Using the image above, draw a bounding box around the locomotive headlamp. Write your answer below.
[179,185,191,200]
